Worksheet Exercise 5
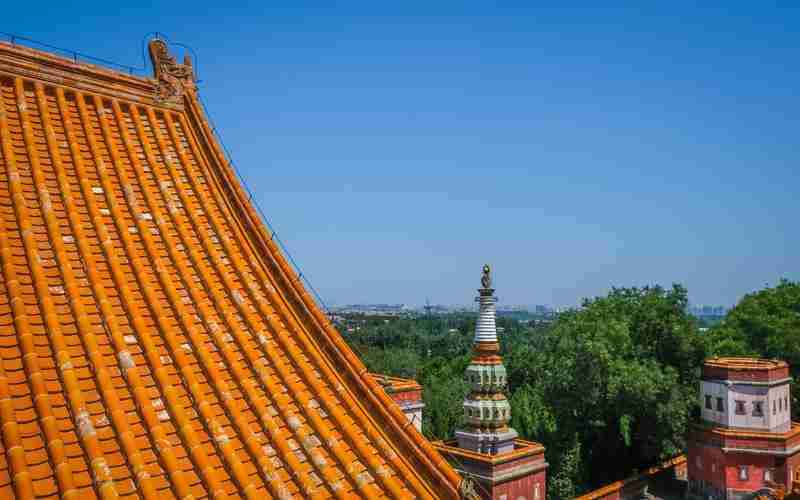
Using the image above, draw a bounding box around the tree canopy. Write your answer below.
[342,280,800,499]
[507,285,704,492]
[707,279,800,418]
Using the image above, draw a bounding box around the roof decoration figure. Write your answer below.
[148,38,196,105]
[481,264,492,289]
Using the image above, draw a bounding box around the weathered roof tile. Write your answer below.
[0,38,460,499]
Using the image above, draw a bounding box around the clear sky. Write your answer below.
[6,2,798,307]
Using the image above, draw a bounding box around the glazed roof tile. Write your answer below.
[0,39,461,499]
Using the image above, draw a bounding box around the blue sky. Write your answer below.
[6,2,798,307]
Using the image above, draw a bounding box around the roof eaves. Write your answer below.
[180,90,463,498]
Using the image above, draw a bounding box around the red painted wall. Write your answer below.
[688,444,728,492]
[783,452,800,489]
[702,364,789,383]
[491,468,546,500]
[723,452,775,493]
[388,388,422,404]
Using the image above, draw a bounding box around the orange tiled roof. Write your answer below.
[705,357,787,371]
[368,374,422,393]
[0,39,461,499]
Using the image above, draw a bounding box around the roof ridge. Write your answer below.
[153,109,371,497]
[181,91,463,496]
[106,97,261,497]
[175,103,415,496]
[142,106,312,499]
[0,33,145,76]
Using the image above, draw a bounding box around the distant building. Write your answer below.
[688,357,800,499]
[332,303,411,315]
[688,304,730,318]
[370,373,425,433]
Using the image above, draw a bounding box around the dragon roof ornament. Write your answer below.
[148,38,195,105]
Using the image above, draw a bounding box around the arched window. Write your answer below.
[739,466,748,481]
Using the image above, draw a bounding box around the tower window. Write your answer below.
[716,397,724,412]
[705,395,712,409]
[739,466,748,481]
[735,400,746,415]
[764,469,773,482]
[753,401,764,417]
[774,400,777,415]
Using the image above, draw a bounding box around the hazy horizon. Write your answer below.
[8,2,799,307]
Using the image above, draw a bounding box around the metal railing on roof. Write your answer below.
[0,31,145,75]
[0,30,331,314]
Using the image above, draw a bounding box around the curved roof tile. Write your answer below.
[0,39,461,499]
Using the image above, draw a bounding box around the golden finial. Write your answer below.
[481,264,492,289]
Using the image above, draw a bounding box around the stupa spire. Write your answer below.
[474,264,499,345]
[455,264,518,455]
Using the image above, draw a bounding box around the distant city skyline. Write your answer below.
[7,2,798,307]
[328,301,731,314]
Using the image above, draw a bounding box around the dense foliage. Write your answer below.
[340,280,800,499]
[506,285,705,493]
[707,279,800,420]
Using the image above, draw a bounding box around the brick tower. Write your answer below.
[434,265,547,500]
[688,357,800,500]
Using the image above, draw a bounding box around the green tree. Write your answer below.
[419,355,471,440]
[360,346,421,379]
[710,279,800,417]
[507,285,704,494]
[546,433,583,500]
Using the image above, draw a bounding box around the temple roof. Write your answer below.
[0,39,460,499]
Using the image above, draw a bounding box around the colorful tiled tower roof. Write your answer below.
[455,265,517,455]
[0,38,462,499]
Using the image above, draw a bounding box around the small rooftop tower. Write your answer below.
[434,265,547,500]
[688,357,800,500]
[701,357,792,433]
[455,264,517,454]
